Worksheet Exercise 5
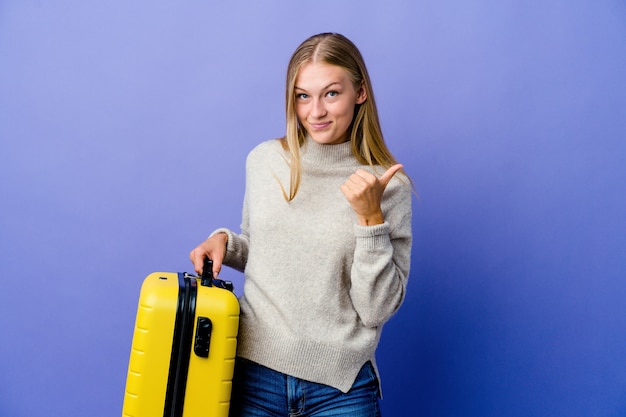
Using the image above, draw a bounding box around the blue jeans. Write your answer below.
[229,358,382,417]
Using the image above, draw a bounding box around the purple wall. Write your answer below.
[1,1,625,416]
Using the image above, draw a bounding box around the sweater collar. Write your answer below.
[301,137,354,165]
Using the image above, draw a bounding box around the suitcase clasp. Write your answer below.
[194,316,212,358]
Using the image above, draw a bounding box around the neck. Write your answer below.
[301,137,353,165]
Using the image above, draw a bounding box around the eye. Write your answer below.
[296,93,309,100]
[326,91,339,97]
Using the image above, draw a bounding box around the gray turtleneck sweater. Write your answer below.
[211,138,412,393]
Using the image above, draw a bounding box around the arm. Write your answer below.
[341,167,413,328]
[189,207,250,278]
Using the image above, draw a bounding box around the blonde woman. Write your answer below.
[190,32,412,416]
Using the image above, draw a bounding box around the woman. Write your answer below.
[190,32,412,417]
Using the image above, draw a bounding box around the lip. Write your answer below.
[309,122,331,130]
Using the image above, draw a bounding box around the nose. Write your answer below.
[311,97,327,118]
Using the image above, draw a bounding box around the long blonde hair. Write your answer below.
[281,32,402,201]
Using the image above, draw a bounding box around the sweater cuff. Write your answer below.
[353,221,391,249]
[209,228,239,265]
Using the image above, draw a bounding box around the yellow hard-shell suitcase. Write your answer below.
[122,259,240,417]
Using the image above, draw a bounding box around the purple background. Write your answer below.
[1,1,625,416]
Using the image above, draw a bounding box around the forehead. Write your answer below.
[295,62,352,90]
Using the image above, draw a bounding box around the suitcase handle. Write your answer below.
[200,258,234,291]
[201,258,214,287]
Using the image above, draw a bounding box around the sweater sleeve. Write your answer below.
[209,226,248,273]
[349,177,413,328]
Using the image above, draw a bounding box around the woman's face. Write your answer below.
[294,62,366,145]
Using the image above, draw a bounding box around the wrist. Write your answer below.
[214,232,228,246]
[357,212,384,226]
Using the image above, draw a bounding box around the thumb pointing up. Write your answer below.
[340,163,404,226]
[379,164,404,189]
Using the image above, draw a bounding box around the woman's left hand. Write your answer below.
[340,164,403,226]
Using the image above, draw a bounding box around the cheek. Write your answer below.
[294,103,307,121]
[337,102,356,121]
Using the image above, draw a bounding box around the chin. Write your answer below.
[309,132,345,145]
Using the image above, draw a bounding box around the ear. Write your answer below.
[356,82,367,104]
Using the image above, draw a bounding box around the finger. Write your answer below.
[213,263,222,279]
[344,169,375,191]
[354,168,377,183]
[209,248,226,279]
[379,164,403,188]
[200,254,223,279]
[339,182,353,201]
[190,249,206,275]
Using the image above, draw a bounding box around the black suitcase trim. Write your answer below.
[163,273,197,417]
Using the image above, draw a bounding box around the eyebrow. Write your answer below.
[294,82,341,92]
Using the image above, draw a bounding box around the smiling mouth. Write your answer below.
[309,122,331,130]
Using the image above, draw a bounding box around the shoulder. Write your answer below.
[382,172,413,236]
[384,171,413,208]
[250,138,284,154]
[246,138,286,165]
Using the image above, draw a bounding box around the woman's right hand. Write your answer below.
[189,233,228,278]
